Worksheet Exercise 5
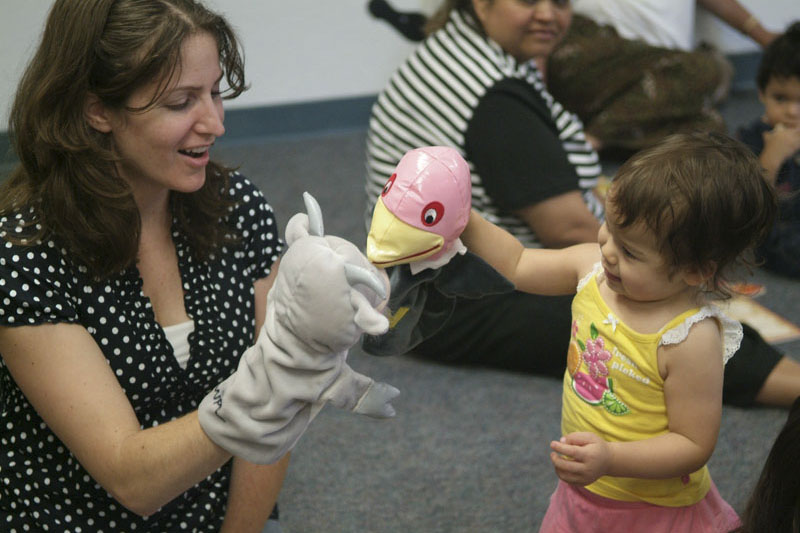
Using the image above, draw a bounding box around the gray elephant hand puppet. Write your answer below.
[199,192,399,464]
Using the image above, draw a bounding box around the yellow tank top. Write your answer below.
[561,266,741,506]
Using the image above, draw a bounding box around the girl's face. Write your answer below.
[759,75,800,129]
[598,201,696,305]
[102,32,225,204]
[472,0,571,64]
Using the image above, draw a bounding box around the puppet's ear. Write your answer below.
[302,192,324,237]
[285,192,325,246]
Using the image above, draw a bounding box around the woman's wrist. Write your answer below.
[739,15,776,47]
[740,14,759,36]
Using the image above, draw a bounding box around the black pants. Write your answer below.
[412,291,781,407]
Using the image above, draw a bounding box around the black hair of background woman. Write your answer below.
[368,0,426,42]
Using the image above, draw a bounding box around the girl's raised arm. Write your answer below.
[461,210,598,296]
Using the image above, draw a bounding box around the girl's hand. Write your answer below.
[549,432,611,486]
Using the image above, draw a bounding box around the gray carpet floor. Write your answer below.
[212,89,800,532]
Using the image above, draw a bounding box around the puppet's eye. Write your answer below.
[382,173,397,196]
[421,201,444,226]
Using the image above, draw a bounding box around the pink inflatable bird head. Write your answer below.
[367,146,472,268]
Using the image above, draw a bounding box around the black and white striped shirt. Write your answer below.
[365,9,603,246]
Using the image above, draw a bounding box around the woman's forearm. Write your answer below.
[108,411,231,516]
[221,454,290,532]
[697,0,777,47]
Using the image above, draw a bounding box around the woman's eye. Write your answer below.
[166,99,191,110]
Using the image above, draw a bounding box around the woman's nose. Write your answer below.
[787,100,800,119]
[197,97,225,137]
[532,0,557,20]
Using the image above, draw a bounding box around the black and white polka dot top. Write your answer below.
[0,173,284,532]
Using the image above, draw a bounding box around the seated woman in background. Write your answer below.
[547,0,780,151]
[364,0,800,409]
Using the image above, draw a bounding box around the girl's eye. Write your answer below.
[421,201,444,226]
[382,173,397,196]
[621,246,636,259]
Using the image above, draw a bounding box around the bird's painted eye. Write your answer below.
[382,173,397,196]
[421,201,444,226]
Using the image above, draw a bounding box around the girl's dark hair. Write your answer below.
[1,0,247,279]
[425,0,479,35]
[736,396,800,532]
[757,21,800,90]
[608,132,777,299]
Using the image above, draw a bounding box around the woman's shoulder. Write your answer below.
[217,170,284,259]
[0,213,84,326]
[222,171,279,223]
[224,171,266,205]
[1,210,65,268]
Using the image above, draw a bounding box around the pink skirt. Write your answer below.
[539,480,740,533]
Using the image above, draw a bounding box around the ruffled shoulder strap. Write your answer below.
[577,262,604,292]
[659,305,743,365]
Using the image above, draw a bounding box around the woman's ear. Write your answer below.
[471,0,489,24]
[84,93,113,133]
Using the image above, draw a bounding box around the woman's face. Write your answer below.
[101,32,225,203]
[472,0,571,64]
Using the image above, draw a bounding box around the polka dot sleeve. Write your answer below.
[227,172,284,282]
[0,232,80,327]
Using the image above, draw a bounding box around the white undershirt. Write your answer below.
[573,0,696,50]
[162,320,195,369]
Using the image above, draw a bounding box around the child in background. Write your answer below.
[461,132,776,532]
[738,21,800,278]
[735,396,800,532]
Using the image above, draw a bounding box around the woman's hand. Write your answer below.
[549,431,611,486]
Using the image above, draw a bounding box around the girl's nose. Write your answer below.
[532,0,556,20]
[600,237,617,265]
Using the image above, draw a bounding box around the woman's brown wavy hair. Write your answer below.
[1,0,247,279]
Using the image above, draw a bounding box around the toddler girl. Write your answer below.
[462,132,777,532]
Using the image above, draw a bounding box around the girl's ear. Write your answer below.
[84,93,113,133]
[683,261,717,287]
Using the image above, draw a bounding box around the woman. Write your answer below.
[0,1,288,530]
[547,0,780,151]
[364,0,800,408]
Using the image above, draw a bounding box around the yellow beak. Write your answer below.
[366,197,443,267]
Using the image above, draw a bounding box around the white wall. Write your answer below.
[1,0,798,132]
